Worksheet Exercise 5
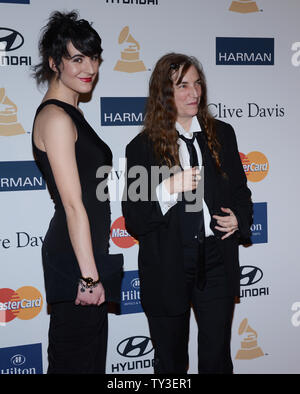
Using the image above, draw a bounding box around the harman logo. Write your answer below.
[100,97,147,126]
[0,28,31,66]
[120,270,142,315]
[235,318,264,360]
[0,343,42,374]
[114,26,146,73]
[0,161,46,192]
[291,42,300,67]
[229,0,260,13]
[216,37,274,65]
[0,88,26,136]
[117,336,153,358]
[0,0,30,3]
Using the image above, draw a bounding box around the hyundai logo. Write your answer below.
[240,265,263,286]
[0,28,24,51]
[117,336,153,358]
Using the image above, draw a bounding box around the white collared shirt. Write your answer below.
[156,116,214,237]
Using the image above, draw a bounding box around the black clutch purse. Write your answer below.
[42,249,124,304]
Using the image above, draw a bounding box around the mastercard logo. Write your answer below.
[240,151,269,182]
[110,216,138,248]
[0,286,43,323]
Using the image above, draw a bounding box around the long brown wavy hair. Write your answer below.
[142,53,222,172]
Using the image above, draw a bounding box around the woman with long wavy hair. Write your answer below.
[122,52,252,374]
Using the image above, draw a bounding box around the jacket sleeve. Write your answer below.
[121,135,172,238]
[222,123,253,241]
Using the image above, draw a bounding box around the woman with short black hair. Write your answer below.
[32,11,112,374]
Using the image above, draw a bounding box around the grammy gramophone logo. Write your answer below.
[235,318,264,360]
[114,26,146,73]
[229,0,259,13]
[0,88,25,136]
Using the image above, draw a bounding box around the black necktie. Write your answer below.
[178,132,202,202]
[178,132,206,289]
[178,133,199,167]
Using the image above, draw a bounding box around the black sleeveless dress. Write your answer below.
[32,99,112,304]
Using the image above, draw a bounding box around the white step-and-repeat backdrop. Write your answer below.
[0,0,299,374]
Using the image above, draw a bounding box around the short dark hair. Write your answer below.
[33,10,103,85]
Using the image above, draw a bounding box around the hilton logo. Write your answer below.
[120,270,142,315]
[251,202,268,244]
[0,343,42,374]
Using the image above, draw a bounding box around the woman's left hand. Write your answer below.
[213,207,238,240]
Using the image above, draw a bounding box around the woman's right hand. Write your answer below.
[75,280,106,306]
[164,167,201,195]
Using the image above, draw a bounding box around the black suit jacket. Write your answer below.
[122,119,252,316]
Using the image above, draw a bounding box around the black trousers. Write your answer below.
[47,301,108,374]
[147,236,235,374]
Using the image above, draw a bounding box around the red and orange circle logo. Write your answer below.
[240,151,269,182]
[110,216,138,248]
[0,286,43,323]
